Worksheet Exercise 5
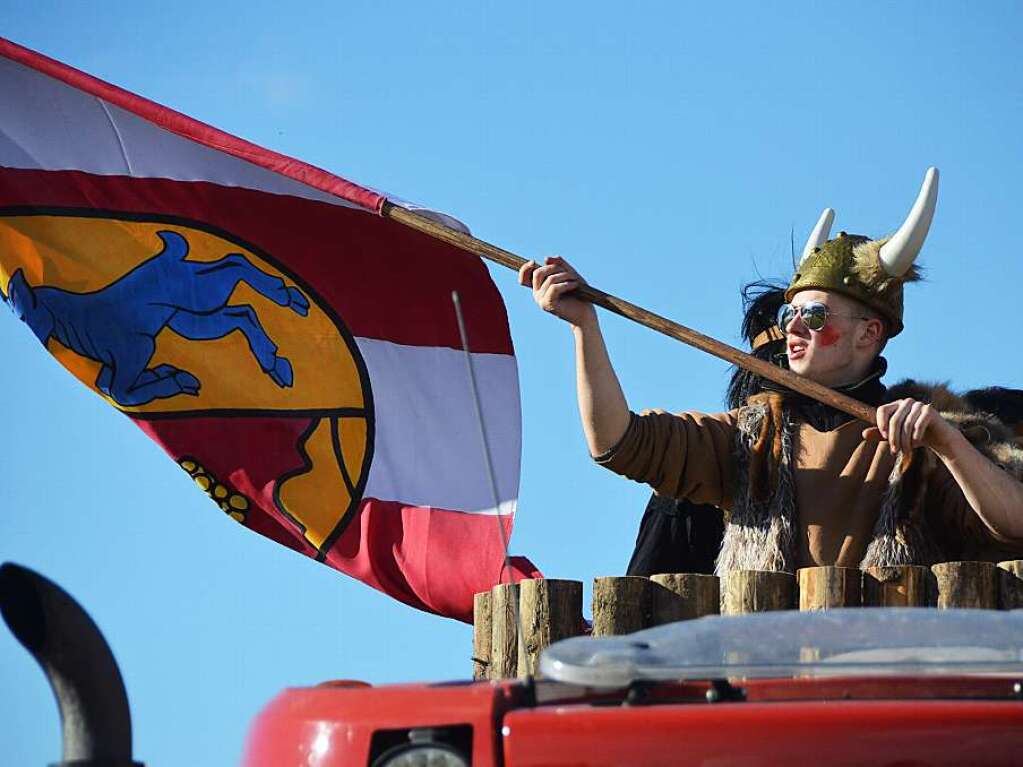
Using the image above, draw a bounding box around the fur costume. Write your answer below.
[715,381,1023,575]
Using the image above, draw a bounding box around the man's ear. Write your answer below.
[859,317,886,349]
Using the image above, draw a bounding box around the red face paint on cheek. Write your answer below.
[817,325,841,346]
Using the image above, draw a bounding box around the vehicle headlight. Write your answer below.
[372,742,470,767]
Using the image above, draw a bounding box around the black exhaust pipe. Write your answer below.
[0,562,144,767]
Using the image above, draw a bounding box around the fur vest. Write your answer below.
[715,382,1023,575]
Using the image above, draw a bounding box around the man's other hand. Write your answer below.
[863,398,959,454]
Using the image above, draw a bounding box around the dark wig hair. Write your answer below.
[963,387,1023,429]
[725,279,788,409]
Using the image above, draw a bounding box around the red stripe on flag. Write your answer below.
[0,36,384,212]
[0,168,513,354]
[134,416,537,622]
[330,499,541,623]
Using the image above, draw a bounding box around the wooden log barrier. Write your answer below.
[720,570,795,615]
[862,566,931,607]
[517,579,584,678]
[931,561,998,609]
[592,576,652,636]
[473,563,1015,679]
[997,560,1023,610]
[490,583,520,679]
[472,591,492,680]
[798,567,862,610]
[650,573,719,624]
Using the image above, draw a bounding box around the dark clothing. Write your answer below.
[626,496,724,576]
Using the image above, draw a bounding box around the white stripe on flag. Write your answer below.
[356,338,520,516]
[0,57,358,209]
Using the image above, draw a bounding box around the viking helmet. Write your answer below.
[785,168,939,336]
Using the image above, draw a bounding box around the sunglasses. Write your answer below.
[777,301,871,333]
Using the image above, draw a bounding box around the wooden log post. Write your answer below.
[862,566,931,607]
[489,583,520,679]
[798,567,862,611]
[472,591,492,681]
[932,561,998,609]
[592,576,652,636]
[649,573,719,624]
[517,579,584,678]
[720,570,795,615]
[998,560,1023,610]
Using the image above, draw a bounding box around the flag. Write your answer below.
[0,37,539,622]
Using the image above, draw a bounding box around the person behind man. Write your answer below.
[520,168,1023,572]
[626,280,787,576]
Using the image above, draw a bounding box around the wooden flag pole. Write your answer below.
[382,202,877,425]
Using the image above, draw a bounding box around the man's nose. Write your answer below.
[786,312,809,336]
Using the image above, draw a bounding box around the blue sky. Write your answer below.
[2,2,1022,765]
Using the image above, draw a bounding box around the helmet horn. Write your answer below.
[879,167,939,277]
[801,208,834,263]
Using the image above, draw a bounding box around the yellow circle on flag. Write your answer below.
[0,214,366,415]
[0,211,374,553]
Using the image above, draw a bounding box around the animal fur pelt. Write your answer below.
[716,392,797,573]
[887,378,1023,483]
[850,237,923,293]
[963,387,1023,440]
[716,380,1023,575]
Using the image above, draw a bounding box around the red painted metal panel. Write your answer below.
[241,681,521,767]
[242,678,1023,766]
[502,701,1023,767]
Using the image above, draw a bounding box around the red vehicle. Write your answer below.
[5,562,1023,767]
[242,609,1023,767]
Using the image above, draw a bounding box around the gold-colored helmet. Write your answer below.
[785,168,938,337]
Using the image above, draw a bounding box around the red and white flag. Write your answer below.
[0,37,538,622]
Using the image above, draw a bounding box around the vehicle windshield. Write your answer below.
[539,608,1023,688]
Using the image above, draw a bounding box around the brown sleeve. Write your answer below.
[594,409,738,510]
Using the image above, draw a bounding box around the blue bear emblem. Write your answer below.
[1,230,309,407]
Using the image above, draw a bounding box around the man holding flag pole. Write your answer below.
[517,171,1023,572]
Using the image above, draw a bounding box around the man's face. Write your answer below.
[784,289,876,386]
